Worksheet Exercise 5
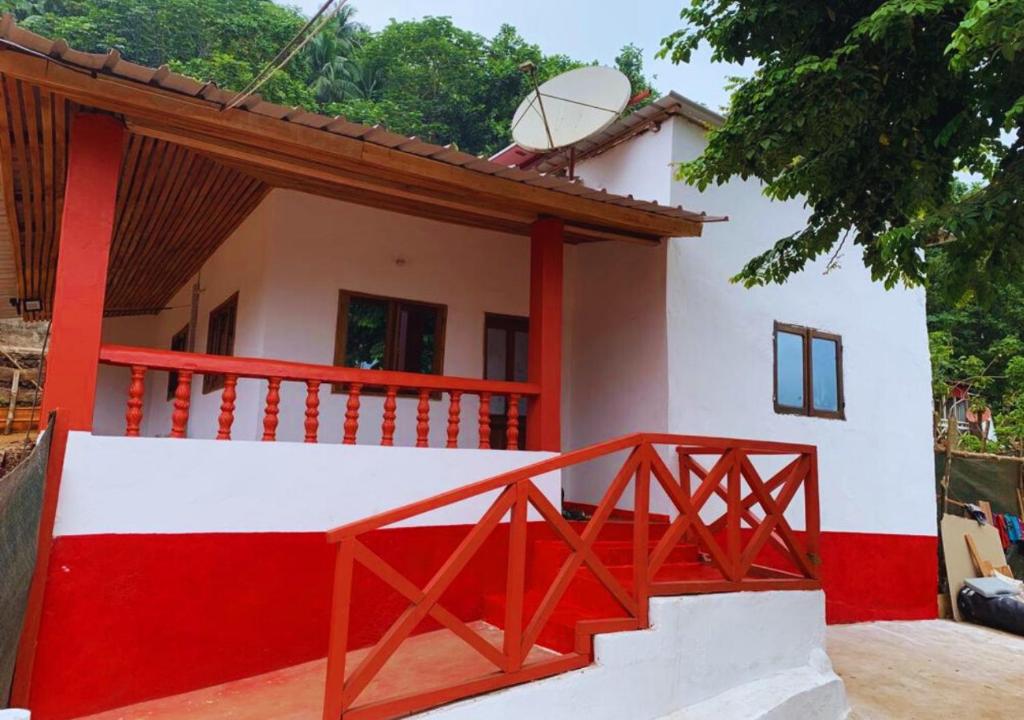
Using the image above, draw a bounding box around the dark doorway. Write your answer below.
[484,313,529,450]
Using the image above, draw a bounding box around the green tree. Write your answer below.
[660,1,1024,296]
[3,0,314,106]
[614,43,657,108]
[331,18,581,155]
[305,5,366,104]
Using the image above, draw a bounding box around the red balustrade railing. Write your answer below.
[98,345,539,448]
[322,433,820,720]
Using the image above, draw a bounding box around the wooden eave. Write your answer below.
[0,29,712,318]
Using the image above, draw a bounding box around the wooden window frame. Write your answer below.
[203,292,239,395]
[167,323,190,401]
[332,289,448,394]
[773,322,845,420]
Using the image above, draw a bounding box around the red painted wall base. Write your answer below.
[28,526,936,719]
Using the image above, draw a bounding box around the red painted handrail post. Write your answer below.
[478,392,491,449]
[446,390,462,448]
[506,394,520,450]
[262,377,282,441]
[125,365,146,437]
[416,389,430,448]
[526,217,563,452]
[381,386,398,446]
[504,480,528,670]
[726,449,742,581]
[170,371,192,438]
[804,450,821,579]
[343,383,361,444]
[633,449,651,627]
[676,448,697,545]
[322,538,356,720]
[217,375,237,440]
[39,115,125,433]
[305,380,321,443]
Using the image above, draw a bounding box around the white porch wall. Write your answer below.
[95,189,531,449]
[560,125,674,507]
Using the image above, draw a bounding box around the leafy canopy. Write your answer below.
[661,0,1023,295]
[4,1,657,157]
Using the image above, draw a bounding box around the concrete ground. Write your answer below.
[828,619,1024,719]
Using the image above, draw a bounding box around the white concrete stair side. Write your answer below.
[660,650,848,719]
[419,590,848,720]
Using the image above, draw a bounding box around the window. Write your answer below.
[203,292,238,394]
[773,322,844,419]
[333,291,446,387]
[167,324,190,400]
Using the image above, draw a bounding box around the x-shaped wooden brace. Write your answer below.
[517,447,645,657]
[340,485,516,710]
[683,452,808,574]
[647,447,741,580]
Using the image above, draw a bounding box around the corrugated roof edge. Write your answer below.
[532,91,725,175]
[0,14,714,225]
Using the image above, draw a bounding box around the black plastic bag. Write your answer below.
[958,586,1024,636]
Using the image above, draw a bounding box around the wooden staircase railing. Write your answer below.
[322,433,821,720]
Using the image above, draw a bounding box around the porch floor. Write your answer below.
[75,622,559,720]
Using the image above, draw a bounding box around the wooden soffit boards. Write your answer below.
[0,74,268,318]
[106,133,268,316]
[0,47,703,245]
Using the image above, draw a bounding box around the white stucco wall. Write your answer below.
[423,590,846,720]
[54,432,560,535]
[664,117,935,537]
[572,115,936,538]
[561,239,669,505]
[95,189,531,449]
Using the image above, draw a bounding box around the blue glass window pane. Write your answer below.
[811,337,839,412]
[776,331,805,409]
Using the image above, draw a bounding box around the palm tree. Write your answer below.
[306,5,367,104]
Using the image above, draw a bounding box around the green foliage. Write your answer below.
[660,1,1024,296]
[0,2,659,156]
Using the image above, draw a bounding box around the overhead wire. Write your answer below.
[222,0,347,111]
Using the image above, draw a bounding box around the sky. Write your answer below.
[288,0,747,112]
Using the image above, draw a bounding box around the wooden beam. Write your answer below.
[0,50,702,239]
[5,367,19,433]
[129,123,665,246]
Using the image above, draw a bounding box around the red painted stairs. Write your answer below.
[482,519,703,654]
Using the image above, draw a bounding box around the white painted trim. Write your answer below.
[55,432,560,536]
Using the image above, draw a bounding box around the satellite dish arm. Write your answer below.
[520,62,555,150]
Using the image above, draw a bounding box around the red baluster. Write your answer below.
[262,377,281,441]
[170,371,192,439]
[305,380,321,443]
[506,393,520,450]
[416,389,430,448]
[381,386,398,446]
[125,365,146,437]
[478,392,491,449]
[447,390,462,448]
[217,374,237,440]
[344,383,361,445]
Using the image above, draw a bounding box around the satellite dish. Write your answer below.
[512,66,631,153]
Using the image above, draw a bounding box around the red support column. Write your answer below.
[13,114,123,707]
[527,217,563,452]
[39,114,125,431]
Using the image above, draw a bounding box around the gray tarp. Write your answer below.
[0,428,50,707]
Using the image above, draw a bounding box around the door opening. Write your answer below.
[484,313,528,450]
